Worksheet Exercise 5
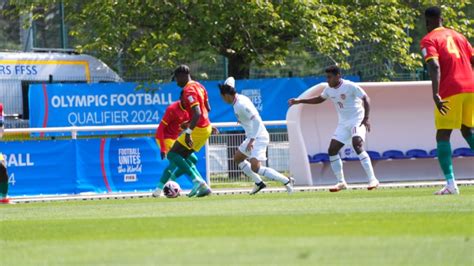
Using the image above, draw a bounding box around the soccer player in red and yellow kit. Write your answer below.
[166,65,212,197]
[152,92,200,197]
[420,7,474,195]
[155,92,190,160]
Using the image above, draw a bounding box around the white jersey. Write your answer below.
[233,94,269,139]
[321,79,367,125]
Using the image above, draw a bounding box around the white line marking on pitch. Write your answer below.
[8,180,474,204]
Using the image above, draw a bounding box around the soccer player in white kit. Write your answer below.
[219,77,294,195]
[288,65,379,192]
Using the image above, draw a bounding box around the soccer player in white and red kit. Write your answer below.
[289,65,379,192]
[219,77,294,194]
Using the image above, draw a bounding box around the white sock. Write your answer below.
[329,155,345,183]
[257,166,289,185]
[447,179,456,187]
[358,151,376,181]
[238,161,263,184]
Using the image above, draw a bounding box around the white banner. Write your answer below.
[0,60,90,81]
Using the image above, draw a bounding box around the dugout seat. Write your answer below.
[382,150,406,159]
[308,150,384,163]
[311,153,329,163]
[367,151,383,160]
[453,148,474,157]
[405,149,434,159]
[307,148,474,163]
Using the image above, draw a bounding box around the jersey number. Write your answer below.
[446,36,460,58]
[337,102,344,109]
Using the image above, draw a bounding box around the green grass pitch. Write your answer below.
[1,187,473,265]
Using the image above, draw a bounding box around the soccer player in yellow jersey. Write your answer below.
[168,65,213,197]
[421,7,474,195]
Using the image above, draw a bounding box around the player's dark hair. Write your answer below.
[425,6,441,19]
[218,83,236,96]
[174,64,190,76]
[325,65,341,76]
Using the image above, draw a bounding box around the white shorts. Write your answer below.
[332,123,367,145]
[238,136,269,161]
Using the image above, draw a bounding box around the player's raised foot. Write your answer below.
[196,183,212,197]
[329,181,347,192]
[250,181,267,195]
[0,198,13,204]
[285,177,295,194]
[434,185,459,195]
[152,188,162,198]
[367,178,379,190]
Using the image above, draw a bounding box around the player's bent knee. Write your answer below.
[352,141,364,154]
[251,165,259,173]
[170,141,192,157]
[249,159,261,173]
[328,139,344,156]
[436,130,452,142]
[353,146,364,154]
[234,150,246,164]
[328,148,339,156]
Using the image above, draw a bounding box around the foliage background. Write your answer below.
[1,1,473,81]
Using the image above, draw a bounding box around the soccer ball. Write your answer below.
[163,181,181,198]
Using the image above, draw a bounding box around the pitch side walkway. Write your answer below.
[7,180,474,204]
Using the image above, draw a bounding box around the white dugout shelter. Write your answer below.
[287,81,474,186]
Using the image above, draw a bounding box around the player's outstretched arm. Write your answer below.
[288,96,326,106]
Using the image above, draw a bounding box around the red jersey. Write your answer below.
[182,80,211,127]
[420,27,473,99]
[155,101,189,152]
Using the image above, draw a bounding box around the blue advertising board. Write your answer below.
[0,138,205,196]
[0,140,77,196]
[29,76,360,132]
[28,82,176,136]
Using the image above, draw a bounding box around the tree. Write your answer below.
[0,2,21,51]
[5,1,473,80]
